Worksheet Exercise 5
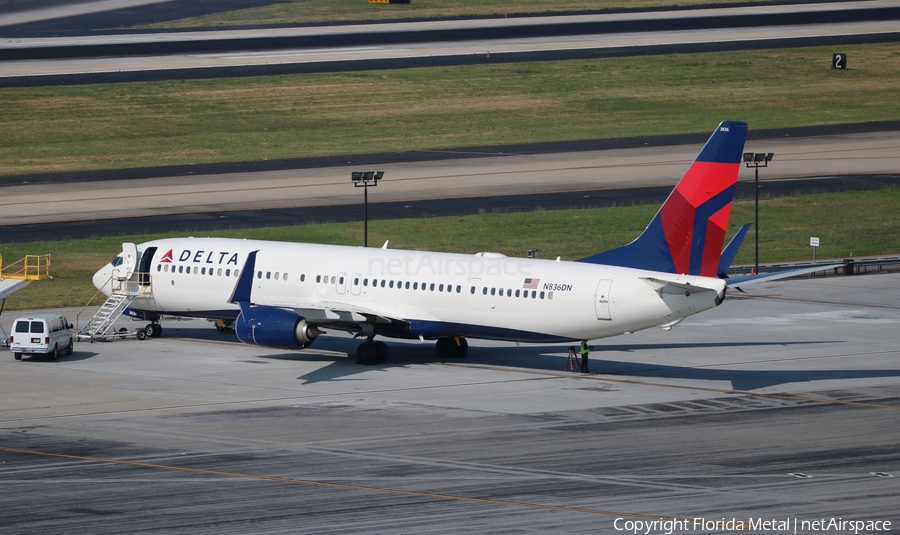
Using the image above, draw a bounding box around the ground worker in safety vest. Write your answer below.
[580,340,590,374]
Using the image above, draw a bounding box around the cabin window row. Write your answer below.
[156,264,551,301]
[314,275,464,294]
[476,287,552,300]
[365,278,462,293]
[158,264,241,277]
[256,270,305,282]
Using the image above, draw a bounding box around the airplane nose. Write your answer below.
[92,265,112,295]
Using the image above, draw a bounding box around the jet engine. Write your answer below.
[235,306,322,349]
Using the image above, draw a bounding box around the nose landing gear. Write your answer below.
[145,322,163,338]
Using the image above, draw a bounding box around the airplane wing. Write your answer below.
[229,249,412,329]
[266,299,410,327]
[0,279,30,300]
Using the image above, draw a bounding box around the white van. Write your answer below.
[9,314,74,361]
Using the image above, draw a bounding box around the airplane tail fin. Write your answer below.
[578,121,748,277]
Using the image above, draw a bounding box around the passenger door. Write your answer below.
[595,279,612,320]
[114,242,138,282]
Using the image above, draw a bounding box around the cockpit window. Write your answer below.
[111,255,124,267]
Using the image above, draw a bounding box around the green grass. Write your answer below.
[3,189,898,311]
[2,44,899,176]
[140,0,784,27]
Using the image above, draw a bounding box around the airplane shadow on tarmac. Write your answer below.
[247,338,900,391]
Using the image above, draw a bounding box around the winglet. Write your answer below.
[229,250,259,305]
[718,222,752,277]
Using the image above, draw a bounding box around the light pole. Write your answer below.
[352,171,383,247]
[742,152,774,275]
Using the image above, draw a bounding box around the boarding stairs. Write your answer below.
[78,290,138,342]
[77,243,157,342]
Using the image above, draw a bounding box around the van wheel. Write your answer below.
[66,340,74,356]
[50,346,58,361]
[14,353,22,361]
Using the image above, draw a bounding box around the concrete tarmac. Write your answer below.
[1,272,898,533]
[2,130,898,228]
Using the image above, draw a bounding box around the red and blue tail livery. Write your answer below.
[578,121,748,276]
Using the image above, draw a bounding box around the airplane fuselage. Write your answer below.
[93,237,725,344]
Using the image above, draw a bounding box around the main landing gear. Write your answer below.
[355,335,469,365]
[356,338,389,366]
[435,336,468,359]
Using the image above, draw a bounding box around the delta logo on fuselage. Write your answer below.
[159,249,240,266]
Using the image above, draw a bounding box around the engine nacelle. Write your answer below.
[235,306,322,349]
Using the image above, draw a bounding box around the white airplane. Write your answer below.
[91,121,812,364]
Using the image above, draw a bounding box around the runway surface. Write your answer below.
[2,129,898,241]
[2,1,899,85]
[2,272,898,533]
[3,20,899,81]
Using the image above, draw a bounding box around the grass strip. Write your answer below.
[2,44,899,176]
[2,189,898,311]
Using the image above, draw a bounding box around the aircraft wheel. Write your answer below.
[136,329,148,341]
[435,337,450,359]
[14,353,22,361]
[66,340,74,356]
[374,341,389,364]
[455,337,469,358]
[146,323,163,338]
[356,341,378,365]
[436,337,468,359]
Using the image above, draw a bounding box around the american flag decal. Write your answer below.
[523,278,540,289]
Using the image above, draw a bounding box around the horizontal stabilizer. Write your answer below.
[641,277,719,296]
[726,264,843,288]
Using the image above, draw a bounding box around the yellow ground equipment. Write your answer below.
[0,254,51,346]
[0,254,51,281]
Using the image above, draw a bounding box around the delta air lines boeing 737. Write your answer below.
[91,122,809,364]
